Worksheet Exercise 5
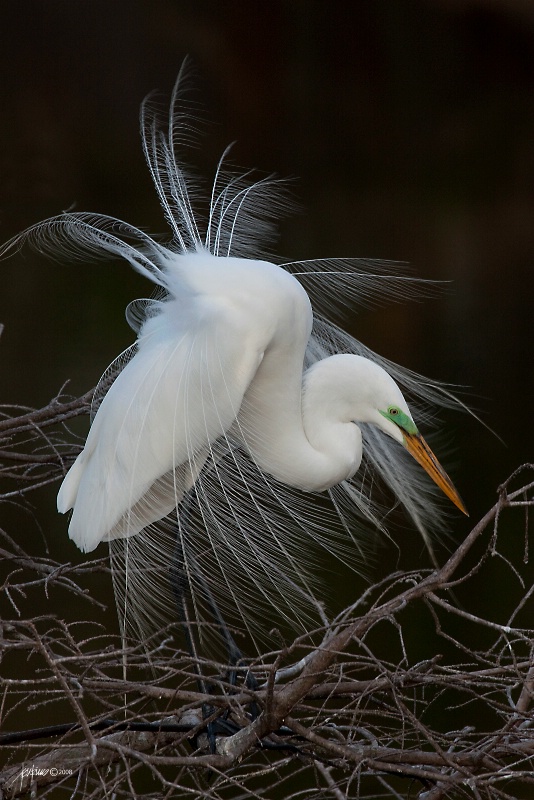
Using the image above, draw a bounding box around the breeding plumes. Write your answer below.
[2,62,467,654]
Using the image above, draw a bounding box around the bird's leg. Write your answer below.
[171,490,258,723]
[169,523,220,751]
[188,554,244,669]
[186,556,259,719]
[169,531,203,685]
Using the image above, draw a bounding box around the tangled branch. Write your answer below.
[0,390,533,799]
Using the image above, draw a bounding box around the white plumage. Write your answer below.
[3,62,467,650]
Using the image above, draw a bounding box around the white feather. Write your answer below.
[1,61,467,653]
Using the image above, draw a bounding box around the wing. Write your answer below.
[58,297,266,553]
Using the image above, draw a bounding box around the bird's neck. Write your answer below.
[238,353,363,492]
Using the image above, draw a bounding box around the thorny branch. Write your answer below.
[0,392,533,799]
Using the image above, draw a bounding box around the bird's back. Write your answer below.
[59,251,312,552]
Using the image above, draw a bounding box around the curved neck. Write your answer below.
[237,352,363,492]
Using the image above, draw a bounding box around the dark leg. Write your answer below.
[186,552,259,718]
[169,528,206,688]
[170,490,258,733]
[170,524,221,751]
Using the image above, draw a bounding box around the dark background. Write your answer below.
[0,1,533,647]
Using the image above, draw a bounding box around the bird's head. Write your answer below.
[321,354,468,516]
[304,353,467,515]
[375,394,468,517]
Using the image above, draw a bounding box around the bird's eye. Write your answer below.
[388,406,399,416]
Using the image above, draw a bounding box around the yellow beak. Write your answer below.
[403,432,468,516]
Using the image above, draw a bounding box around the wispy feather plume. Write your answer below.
[1,60,468,656]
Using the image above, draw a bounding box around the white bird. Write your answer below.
[3,63,467,652]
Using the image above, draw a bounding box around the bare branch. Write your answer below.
[0,385,533,798]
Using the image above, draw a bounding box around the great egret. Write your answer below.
[3,63,467,653]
